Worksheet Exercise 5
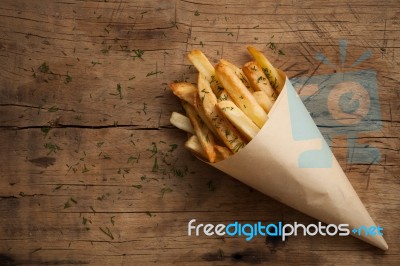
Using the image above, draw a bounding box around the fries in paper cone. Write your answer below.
[169,47,388,250]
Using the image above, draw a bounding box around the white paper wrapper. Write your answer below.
[212,77,388,250]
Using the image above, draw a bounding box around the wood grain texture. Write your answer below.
[0,0,399,265]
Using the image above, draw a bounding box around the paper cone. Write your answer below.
[212,77,388,250]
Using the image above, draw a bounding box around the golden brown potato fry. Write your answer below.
[182,101,217,162]
[220,59,253,93]
[253,91,275,113]
[197,73,246,153]
[185,135,207,160]
[187,50,214,81]
[247,46,285,93]
[216,100,260,141]
[215,62,268,128]
[193,93,219,138]
[215,145,232,161]
[170,112,194,134]
[187,50,222,96]
[242,61,276,100]
[169,82,197,105]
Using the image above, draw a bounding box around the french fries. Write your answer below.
[170,112,194,134]
[188,49,222,96]
[169,46,284,162]
[215,62,267,128]
[185,135,207,160]
[182,101,217,163]
[220,59,253,93]
[169,82,197,105]
[242,61,276,100]
[216,100,260,141]
[253,91,275,113]
[197,73,246,153]
[247,46,285,93]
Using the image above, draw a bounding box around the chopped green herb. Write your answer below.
[102,153,111,160]
[132,184,142,189]
[64,200,72,209]
[168,144,178,152]
[142,102,147,114]
[146,70,163,77]
[97,194,106,201]
[170,20,178,29]
[109,84,123,99]
[172,165,188,177]
[145,211,153,217]
[99,227,114,240]
[267,41,276,50]
[41,126,51,136]
[278,49,285,55]
[132,49,144,60]
[31,248,42,254]
[148,142,158,158]
[208,180,216,191]
[44,143,62,155]
[39,62,49,73]
[64,73,72,84]
[53,184,63,191]
[110,216,115,225]
[194,10,200,16]
[127,155,138,164]
[161,187,172,197]
[82,164,90,173]
[91,61,102,67]
[152,157,159,172]
[101,45,112,54]
[48,106,59,112]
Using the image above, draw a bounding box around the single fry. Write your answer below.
[187,49,222,95]
[193,92,219,138]
[198,73,246,153]
[187,50,215,81]
[253,91,275,113]
[214,145,232,161]
[220,59,253,93]
[242,61,276,100]
[182,101,217,162]
[185,135,207,160]
[169,82,197,105]
[247,46,285,93]
[215,62,267,128]
[170,112,194,134]
[216,100,260,141]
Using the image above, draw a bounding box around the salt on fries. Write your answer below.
[170,46,282,162]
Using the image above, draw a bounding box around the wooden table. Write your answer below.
[0,0,399,265]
